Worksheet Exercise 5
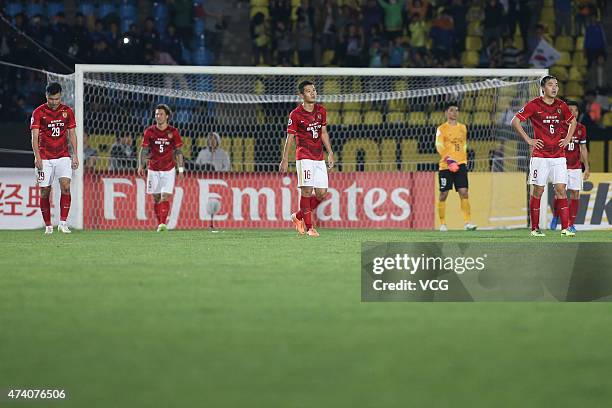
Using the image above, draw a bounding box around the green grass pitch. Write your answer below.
[1,229,612,407]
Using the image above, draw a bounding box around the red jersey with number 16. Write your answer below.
[515,97,574,159]
[286,103,327,161]
[142,124,183,171]
[563,122,587,169]
[30,103,76,160]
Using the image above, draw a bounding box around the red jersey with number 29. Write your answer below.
[142,125,183,171]
[30,103,76,160]
[563,122,587,169]
[287,104,327,161]
[515,97,574,159]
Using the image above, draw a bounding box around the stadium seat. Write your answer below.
[321,50,335,66]
[467,22,482,36]
[342,101,361,111]
[540,7,555,22]
[388,99,406,111]
[393,80,408,92]
[472,111,492,126]
[25,2,44,18]
[461,51,479,68]
[543,0,553,6]
[428,111,446,126]
[325,102,342,112]
[78,1,96,17]
[326,110,341,125]
[407,112,427,126]
[513,35,524,50]
[342,111,362,126]
[386,112,406,124]
[322,79,340,95]
[193,19,205,36]
[363,111,383,125]
[474,95,495,112]
[4,2,23,17]
[549,66,568,82]
[46,1,65,18]
[564,81,584,96]
[554,36,574,52]
[465,36,482,51]
[572,51,587,67]
[568,67,584,82]
[556,52,571,66]
[575,36,584,51]
[253,79,265,94]
[98,2,117,18]
[603,112,612,128]
[250,6,269,18]
[349,77,362,93]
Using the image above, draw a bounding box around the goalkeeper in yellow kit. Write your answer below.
[435,102,477,231]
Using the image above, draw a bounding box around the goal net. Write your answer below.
[62,66,546,230]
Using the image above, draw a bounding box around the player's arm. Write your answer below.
[321,125,334,169]
[510,116,543,149]
[279,132,294,172]
[137,146,150,176]
[68,128,79,169]
[435,127,444,156]
[31,128,42,170]
[559,117,576,148]
[174,146,185,178]
[580,142,590,180]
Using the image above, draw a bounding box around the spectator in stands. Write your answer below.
[405,0,431,22]
[201,0,227,62]
[483,0,504,46]
[270,0,292,29]
[369,38,384,67]
[481,39,502,68]
[586,54,610,92]
[195,132,231,171]
[447,0,468,55]
[6,95,28,122]
[141,17,160,50]
[110,134,135,171]
[274,21,292,66]
[501,36,522,68]
[528,24,551,56]
[26,14,47,44]
[575,1,593,35]
[72,13,92,61]
[429,8,455,63]
[83,132,98,170]
[51,12,71,56]
[388,36,408,68]
[408,13,428,58]
[91,39,114,64]
[119,23,143,64]
[90,19,106,45]
[250,12,269,65]
[106,21,121,51]
[581,90,603,127]
[583,16,607,67]
[161,24,185,65]
[362,0,383,39]
[555,0,572,36]
[295,15,314,66]
[340,24,364,67]
[378,0,403,41]
[321,0,339,52]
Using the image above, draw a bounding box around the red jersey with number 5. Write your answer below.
[515,97,574,159]
[563,122,587,169]
[30,103,76,160]
[142,125,183,171]
[287,103,327,161]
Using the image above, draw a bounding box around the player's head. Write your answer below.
[540,75,558,98]
[298,80,316,104]
[155,104,172,126]
[566,100,580,118]
[445,101,459,121]
[45,82,62,109]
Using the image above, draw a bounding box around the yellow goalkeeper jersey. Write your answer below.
[436,121,468,170]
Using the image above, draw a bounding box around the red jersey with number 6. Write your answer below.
[30,103,76,160]
[142,125,183,171]
[562,122,587,169]
[515,97,574,159]
[286,103,327,161]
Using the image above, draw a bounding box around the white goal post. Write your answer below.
[64,65,549,230]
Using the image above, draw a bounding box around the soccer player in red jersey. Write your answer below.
[549,100,589,233]
[511,75,577,237]
[30,82,79,234]
[137,104,185,232]
[279,80,334,238]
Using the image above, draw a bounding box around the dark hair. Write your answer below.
[45,82,62,95]
[155,104,172,118]
[445,101,459,111]
[298,80,314,94]
[540,75,557,87]
[566,100,580,110]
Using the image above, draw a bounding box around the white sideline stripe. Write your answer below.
[76,65,548,77]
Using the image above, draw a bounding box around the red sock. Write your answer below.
[159,201,170,224]
[570,198,580,226]
[295,210,303,220]
[300,196,312,230]
[529,196,541,230]
[556,198,570,229]
[40,195,51,226]
[60,193,71,221]
[154,202,161,224]
[310,195,323,211]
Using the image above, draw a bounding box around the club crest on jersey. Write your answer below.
[518,108,524,113]
[557,108,562,114]
[62,111,67,118]
[167,132,173,139]
[316,113,322,121]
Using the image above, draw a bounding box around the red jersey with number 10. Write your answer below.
[563,122,587,169]
[287,103,327,161]
[142,124,183,171]
[515,97,574,159]
[30,103,76,160]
